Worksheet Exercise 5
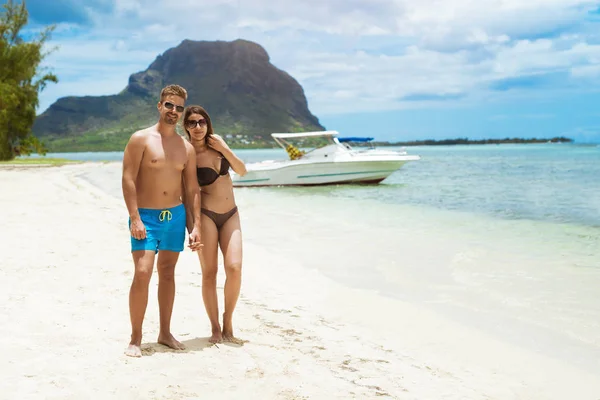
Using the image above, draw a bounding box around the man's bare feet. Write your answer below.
[209,327,223,344]
[125,344,142,357]
[157,332,186,350]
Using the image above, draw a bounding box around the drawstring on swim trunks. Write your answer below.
[159,210,172,222]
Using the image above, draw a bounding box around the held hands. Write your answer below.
[130,217,146,240]
[188,227,203,252]
[207,134,228,153]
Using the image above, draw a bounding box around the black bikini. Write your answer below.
[200,206,238,229]
[196,154,238,229]
[196,154,231,186]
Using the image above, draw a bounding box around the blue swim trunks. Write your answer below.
[129,203,186,253]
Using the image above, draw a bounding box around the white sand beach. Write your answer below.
[1,163,599,400]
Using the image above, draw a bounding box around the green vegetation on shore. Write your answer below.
[371,136,574,147]
[227,135,575,149]
[43,134,577,152]
[43,130,134,153]
[0,0,58,160]
[43,130,284,152]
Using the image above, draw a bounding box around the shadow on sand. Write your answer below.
[140,336,247,356]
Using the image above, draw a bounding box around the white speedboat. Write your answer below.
[231,131,420,187]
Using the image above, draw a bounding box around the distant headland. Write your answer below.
[205,136,575,149]
[370,136,574,147]
[33,39,324,153]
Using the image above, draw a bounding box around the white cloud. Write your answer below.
[570,64,600,77]
[37,38,161,110]
[35,0,600,115]
[281,36,600,113]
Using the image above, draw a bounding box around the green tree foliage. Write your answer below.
[0,0,57,160]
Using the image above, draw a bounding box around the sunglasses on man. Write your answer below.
[163,101,184,113]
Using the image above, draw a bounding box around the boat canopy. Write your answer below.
[271,130,339,139]
[338,137,374,143]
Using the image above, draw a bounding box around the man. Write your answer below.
[121,84,202,358]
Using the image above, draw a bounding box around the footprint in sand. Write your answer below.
[281,328,302,336]
[264,322,282,329]
[140,346,156,356]
[318,317,341,330]
[340,359,359,372]
[270,308,292,314]
[358,357,391,365]
[223,336,248,346]
[278,389,307,400]
[245,367,265,378]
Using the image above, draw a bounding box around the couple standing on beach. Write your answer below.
[121,84,247,357]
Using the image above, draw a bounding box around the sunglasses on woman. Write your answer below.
[185,119,207,128]
[163,101,184,113]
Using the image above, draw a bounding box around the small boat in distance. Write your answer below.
[231,130,420,187]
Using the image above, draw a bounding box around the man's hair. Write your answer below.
[160,84,188,101]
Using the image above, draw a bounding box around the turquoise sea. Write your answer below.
[30,143,600,372]
[32,143,600,227]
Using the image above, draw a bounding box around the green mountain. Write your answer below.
[32,39,325,152]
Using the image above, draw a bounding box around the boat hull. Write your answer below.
[231,158,418,187]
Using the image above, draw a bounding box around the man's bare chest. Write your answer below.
[142,142,187,172]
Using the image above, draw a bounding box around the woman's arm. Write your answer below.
[221,147,247,176]
[208,134,247,176]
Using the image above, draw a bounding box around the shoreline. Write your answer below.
[1,163,599,399]
[12,139,597,158]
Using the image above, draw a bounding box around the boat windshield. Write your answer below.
[277,135,336,160]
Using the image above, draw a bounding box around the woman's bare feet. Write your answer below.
[222,330,244,345]
[157,332,186,350]
[222,312,244,344]
[125,344,142,357]
[209,326,223,344]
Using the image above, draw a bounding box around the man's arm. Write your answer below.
[122,132,146,238]
[181,176,194,234]
[183,142,202,247]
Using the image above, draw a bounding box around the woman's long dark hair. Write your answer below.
[182,105,214,142]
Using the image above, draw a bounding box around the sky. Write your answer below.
[19,0,600,142]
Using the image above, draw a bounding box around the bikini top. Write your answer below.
[196,154,230,186]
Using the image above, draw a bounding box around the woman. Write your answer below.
[182,105,247,344]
